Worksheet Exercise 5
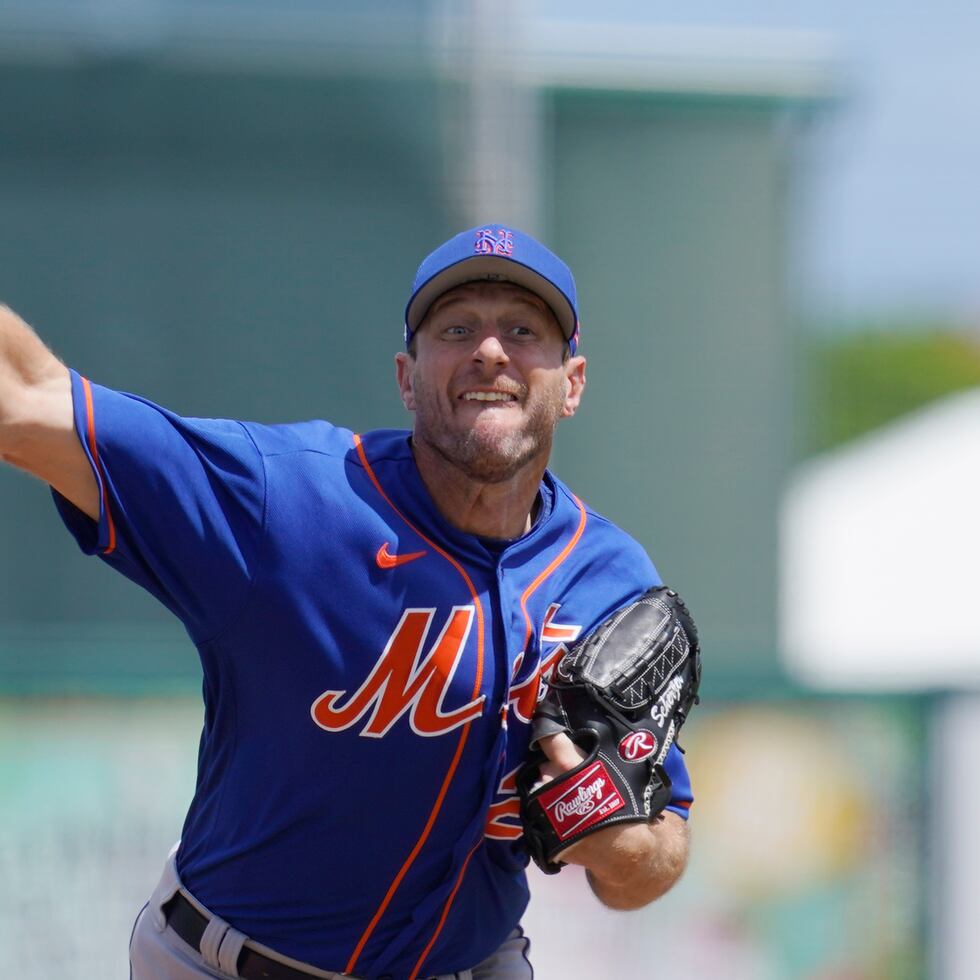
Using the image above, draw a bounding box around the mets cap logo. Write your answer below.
[474,227,514,256]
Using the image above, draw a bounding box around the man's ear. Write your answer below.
[560,355,586,418]
[395,352,416,411]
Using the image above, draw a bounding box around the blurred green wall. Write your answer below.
[0,61,802,693]
[0,62,452,685]
[548,92,792,682]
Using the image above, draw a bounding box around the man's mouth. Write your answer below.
[461,391,518,403]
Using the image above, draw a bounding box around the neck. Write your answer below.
[411,438,547,539]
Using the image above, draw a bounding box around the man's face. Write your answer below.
[395,281,586,483]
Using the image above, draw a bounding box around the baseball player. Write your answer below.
[0,224,693,980]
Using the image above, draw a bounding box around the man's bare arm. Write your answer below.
[0,305,99,518]
[577,813,690,910]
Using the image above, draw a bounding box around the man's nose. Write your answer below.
[472,331,509,366]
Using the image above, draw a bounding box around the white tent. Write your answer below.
[780,388,980,690]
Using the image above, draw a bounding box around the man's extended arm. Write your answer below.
[0,305,98,518]
[538,731,690,910]
[577,813,689,910]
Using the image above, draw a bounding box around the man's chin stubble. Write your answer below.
[420,430,544,485]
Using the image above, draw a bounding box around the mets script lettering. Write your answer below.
[507,604,582,724]
[310,606,485,738]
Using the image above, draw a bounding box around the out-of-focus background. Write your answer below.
[1,1,978,977]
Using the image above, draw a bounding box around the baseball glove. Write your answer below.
[516,586,701,874]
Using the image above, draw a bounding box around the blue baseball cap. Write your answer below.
[405,224,581,354]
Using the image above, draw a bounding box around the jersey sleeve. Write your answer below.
[52,371,266,643]
[663,743,694,819]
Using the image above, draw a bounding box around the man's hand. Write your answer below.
[537,732,690,909]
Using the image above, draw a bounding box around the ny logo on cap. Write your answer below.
[474,227,514,256]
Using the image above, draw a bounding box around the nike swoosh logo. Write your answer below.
[376,542,427,569]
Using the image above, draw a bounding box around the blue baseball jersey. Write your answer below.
[55,370,693,980]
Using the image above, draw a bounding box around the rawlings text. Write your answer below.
[538,761,625,841]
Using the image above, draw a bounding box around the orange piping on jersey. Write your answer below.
[411,497,589,976]
[347,720,474,973]
[408,836,484,980]
[518,494,587,651]
[345,433,486,975]
[81,376,117,555]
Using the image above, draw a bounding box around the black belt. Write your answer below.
[163,892,357,980]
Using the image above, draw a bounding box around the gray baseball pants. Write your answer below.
[129,852,534,980]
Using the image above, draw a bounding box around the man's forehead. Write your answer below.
[427,281,552,316]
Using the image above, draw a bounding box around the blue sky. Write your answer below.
[534,1,980,324]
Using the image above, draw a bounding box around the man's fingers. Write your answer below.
[536,732,587,773]
[529,733,589,791]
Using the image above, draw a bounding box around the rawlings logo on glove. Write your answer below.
[516,586,701,874]
[618,730,657,762]
[541,761,625,840]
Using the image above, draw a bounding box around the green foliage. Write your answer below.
[805,327,980,454]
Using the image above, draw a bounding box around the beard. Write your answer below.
[410,371,567,484]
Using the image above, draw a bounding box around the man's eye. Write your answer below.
[511,325,534,337]
[445,325,469,336]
